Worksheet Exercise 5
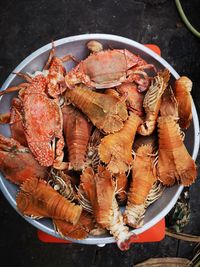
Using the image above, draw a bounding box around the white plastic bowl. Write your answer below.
[0,34,199,246]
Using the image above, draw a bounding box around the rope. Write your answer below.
[175,0,200,38]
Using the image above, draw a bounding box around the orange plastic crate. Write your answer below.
[37,218,165,243]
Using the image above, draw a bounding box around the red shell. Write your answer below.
[0,134,47,184]
[62,105,92,171]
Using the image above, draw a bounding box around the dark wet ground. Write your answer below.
[0,0,200,266]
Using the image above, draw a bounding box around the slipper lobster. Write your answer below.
[80,166,134,251]
[98,111,142,174]
[65,84,128,134]
[62,104,92,171]
[48,169,95,240]
[174,76,193,129]
[0,134,47,185]
[137,69,170,136]
[53,211,95,240]
[124,137,162,228]
[157,116,197,186]
[16,177,82,225]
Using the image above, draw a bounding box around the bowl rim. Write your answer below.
[0,33,199,245]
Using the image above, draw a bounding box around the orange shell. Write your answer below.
[94,166,115,228]
[128,144,157,205]
[115,172,128,204]
[0,134,47,185]
[16,177,82,225]
[80,166,133,250]
[174,76,193,129]
[137,69,170,136]
[98,112,142,173]
[80,167,96,207]
[22,91,64,167]
[0,112,11,124]
[65,85,128,133]
[10,101,27,146]
[160,86,178,119]
[116,82,145,116]
[80,166,115,228]
[54,211,95,240]
[62,104,92,171]
[157,116,197,186]
[65,49,141,89]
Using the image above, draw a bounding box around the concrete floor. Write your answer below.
[0,0,200,266]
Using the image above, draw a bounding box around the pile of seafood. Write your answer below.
[0,40,197,251]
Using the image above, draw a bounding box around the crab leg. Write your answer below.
[0,112,11,123]
[0,83,29,97]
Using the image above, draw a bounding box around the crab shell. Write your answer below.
[0,134,47,185]
[65,49,146,89]
[10,97,28,146]
[0,97,27,146]
[19,75,65,168]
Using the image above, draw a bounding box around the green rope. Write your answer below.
[175,0,200,38]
